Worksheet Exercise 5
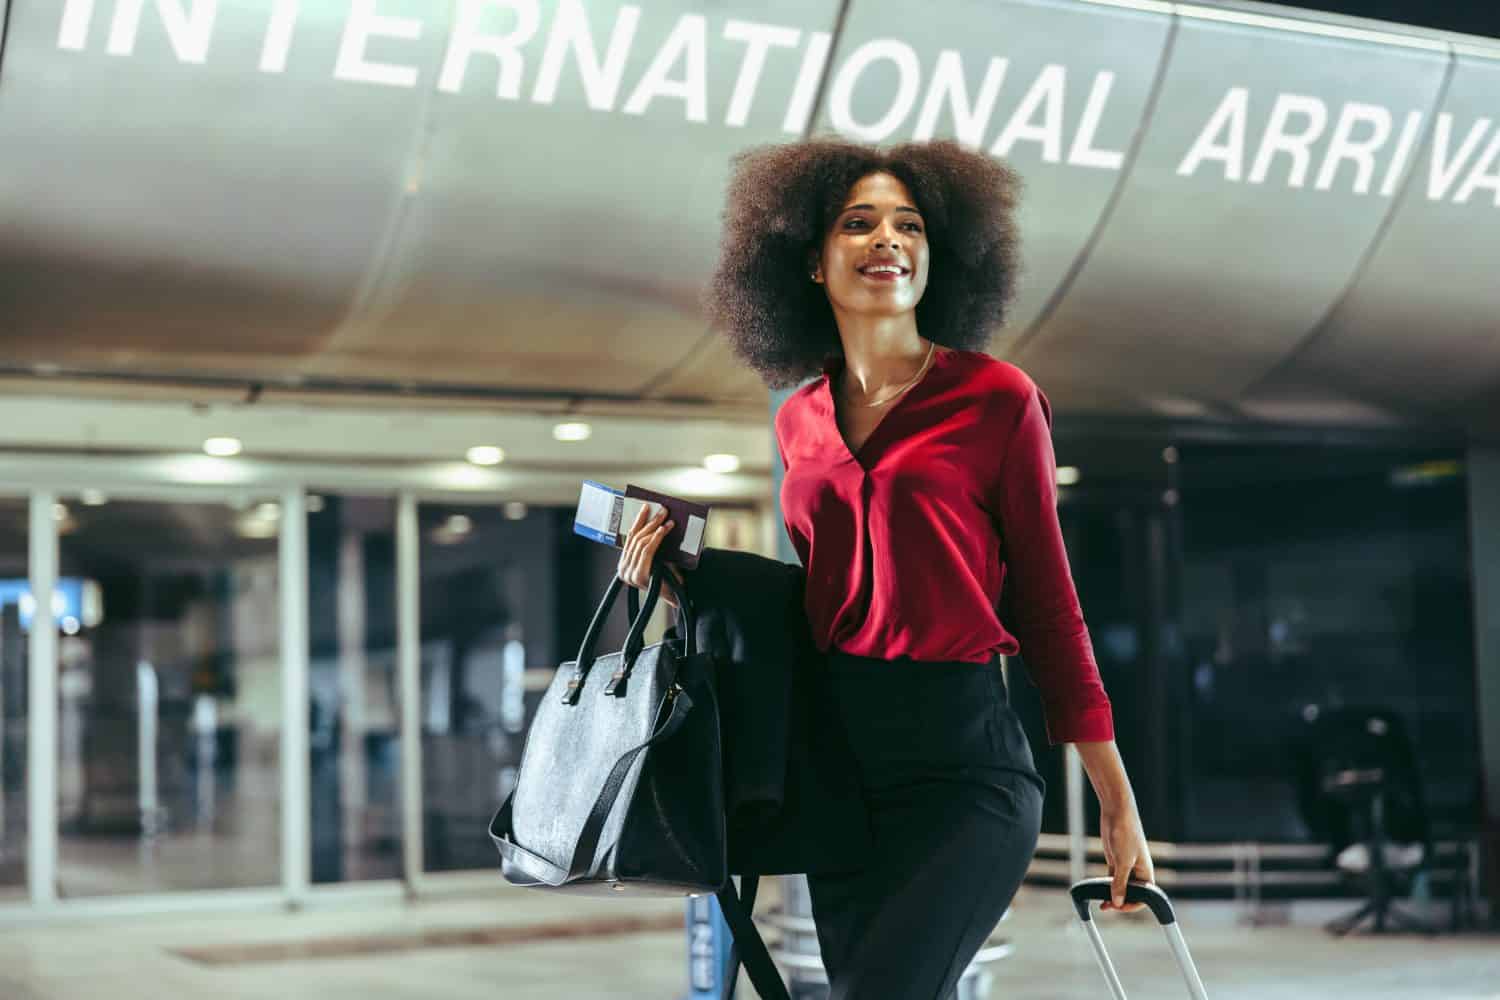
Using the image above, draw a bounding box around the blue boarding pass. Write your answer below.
[573,480,668,547]
[573,480,708,568]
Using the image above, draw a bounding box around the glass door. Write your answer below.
[53,494,283,897]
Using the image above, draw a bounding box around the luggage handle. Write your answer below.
[1070,878,1176,925]
[1068,878,1210,1000]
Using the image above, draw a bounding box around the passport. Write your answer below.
[572,480,710,569]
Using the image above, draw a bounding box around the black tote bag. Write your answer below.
[488,563,792,999]
[489,563,725,895]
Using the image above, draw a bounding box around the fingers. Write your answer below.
[1138,851,1157,886]
[617,506,675,595]
[1103,855,1155,914]
[1111,865,1131,911]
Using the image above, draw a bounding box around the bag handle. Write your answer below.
[717,875,791,1000]
[563,561,692,705]
[626,562,690,646]
[624,561,692,663]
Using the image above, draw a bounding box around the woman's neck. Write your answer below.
[836,326,931,398]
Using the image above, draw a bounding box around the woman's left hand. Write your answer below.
[1099,801,1155,913]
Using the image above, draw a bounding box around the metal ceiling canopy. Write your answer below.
[0,0,1496,442]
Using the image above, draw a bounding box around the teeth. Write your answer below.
[862,265,902,274]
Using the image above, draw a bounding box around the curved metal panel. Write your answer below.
[359,0,842,396]
[0,0,1494,439]
[0,0,438,373]
[1017,10,1450,416]
[1247,49,1500,429]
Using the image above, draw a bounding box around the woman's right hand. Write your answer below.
[618,504,680,609]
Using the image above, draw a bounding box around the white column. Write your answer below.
[1066,743,1087,885]
[397,493,423,894]
[27,492,59,905]
[280,487,310,905]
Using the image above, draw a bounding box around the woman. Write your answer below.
[619,138,1154,999]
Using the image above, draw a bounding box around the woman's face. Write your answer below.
[812,171,930,318]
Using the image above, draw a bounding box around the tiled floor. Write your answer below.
[1,881,1496,999]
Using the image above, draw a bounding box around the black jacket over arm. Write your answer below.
[664,546,872,876]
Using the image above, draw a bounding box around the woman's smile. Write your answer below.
[858,263,909,282]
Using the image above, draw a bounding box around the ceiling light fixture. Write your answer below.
[203,437,243,457]
[467,445,505,466]
[704,454,741,474]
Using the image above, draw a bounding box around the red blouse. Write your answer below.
[774,348,1114,745]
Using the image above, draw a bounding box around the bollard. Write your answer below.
[685,892,736,999]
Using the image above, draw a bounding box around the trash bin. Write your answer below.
[758,874,1013,999]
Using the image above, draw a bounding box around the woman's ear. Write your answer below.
[807,250,822,284]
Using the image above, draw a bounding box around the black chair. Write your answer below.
[1294,706,1439,936]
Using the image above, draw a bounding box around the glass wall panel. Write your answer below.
[55,496,281,896]
[0,499,28,901]
[418,501,564,873]
[307,495,401,883]
[1177,446,1478,842]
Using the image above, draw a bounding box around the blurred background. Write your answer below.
[0,0,1496,996]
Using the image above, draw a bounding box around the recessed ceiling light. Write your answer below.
[704,454,741,474]
[203,437,243,457]
[1056,466,1081,486]
[306,494,325,513]
[236,518,279,539]
[52,503,68,522]
[80,490,108,507]
[553,422,592,442]
[444,514,473,535]
[467,445,505,466]
[503,502,528,521]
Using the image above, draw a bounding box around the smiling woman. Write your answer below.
[701,138,1022,390]
[703,138,1154,1000]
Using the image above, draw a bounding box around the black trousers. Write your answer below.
[806,651,1046,1000]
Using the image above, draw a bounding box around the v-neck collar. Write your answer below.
[820,347,957,468]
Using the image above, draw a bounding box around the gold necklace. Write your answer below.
[841,340,936,408]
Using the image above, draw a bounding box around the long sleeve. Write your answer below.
[994,380,1115,745]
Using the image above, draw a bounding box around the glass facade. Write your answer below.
[1013,436,1479,848]
[55,497,282,897]
[1176,445,1477,843]
[0,457,1475,904]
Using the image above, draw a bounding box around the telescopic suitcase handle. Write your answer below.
[1068,878,1210,1000]
[1070,878,1177,925]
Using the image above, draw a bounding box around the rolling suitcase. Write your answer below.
[1068,878,1210,999]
